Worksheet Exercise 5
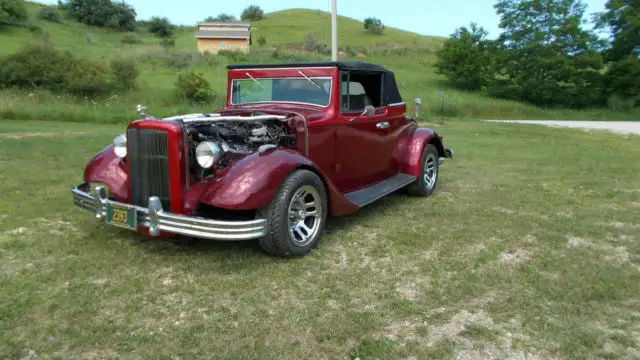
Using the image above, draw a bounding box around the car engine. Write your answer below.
[185,119,293,155]
[183,118,297,177]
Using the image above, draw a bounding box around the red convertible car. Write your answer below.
[72,61,453,257]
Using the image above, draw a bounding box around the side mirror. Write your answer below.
[361,105,375,117]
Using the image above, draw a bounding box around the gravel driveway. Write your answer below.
[486,120,640,135]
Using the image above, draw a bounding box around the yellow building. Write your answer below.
[195,21,251,54]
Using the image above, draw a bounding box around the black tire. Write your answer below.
[258,169,328,257]
[406,144,439,197]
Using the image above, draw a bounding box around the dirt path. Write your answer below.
[486,120,640,135]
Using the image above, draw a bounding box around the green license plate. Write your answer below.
[106,203,137,230]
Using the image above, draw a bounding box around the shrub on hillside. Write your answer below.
[0,45,112,96]
[257,36,267,46]
[111,58,139,89]
[159,37,176,53]
[148,16,174,38]
[241,5,263,21]
[0,0,28,24]
[65,59,111,95]
[363,17,384,35]
[120,33,140,44]
[205,13,236,22]
[59,0,136,31]
[38,6,61,22]
[302,32,325,53]
[176,70,212,102]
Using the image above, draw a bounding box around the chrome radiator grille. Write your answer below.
[127,128,171,209]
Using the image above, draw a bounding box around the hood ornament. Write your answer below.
[136,104,155,120]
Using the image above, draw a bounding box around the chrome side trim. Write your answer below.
[388,102,406,107]
[72,183,267,241]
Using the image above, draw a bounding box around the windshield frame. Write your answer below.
[229,76,334,108]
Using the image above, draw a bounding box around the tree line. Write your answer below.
[434,0,639,110]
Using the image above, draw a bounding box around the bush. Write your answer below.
[0,0,28,24]
[607,94,636,112]
[302,32,325,53]
[120,32,140,44]
[241,5,263,21]
[176,70,212,102]
[159,37,175,52]
[148,16,174,38]
[0,45,112,96]
[257,36,267,46]
[110,58,139,89]
[65,59,111,95]
[38,6,61,22]
[363,17,384,35]
[60,0,136,31]
[204,13,236,22]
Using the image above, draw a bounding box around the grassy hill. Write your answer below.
[0,1,638,123]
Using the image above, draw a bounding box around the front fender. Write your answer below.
[83,144,128,201]
[187,148,358,216]
[399,127,443,178]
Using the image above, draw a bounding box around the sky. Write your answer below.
[33,0,609,39]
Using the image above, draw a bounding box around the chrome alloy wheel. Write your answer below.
[424,153,438,191]
[287,185,322,247]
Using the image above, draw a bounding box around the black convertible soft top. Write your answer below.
[227,61,403,105]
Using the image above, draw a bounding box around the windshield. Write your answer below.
[231,77,332,106]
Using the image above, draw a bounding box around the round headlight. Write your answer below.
[113,134,127,158]
[196,141,223,168]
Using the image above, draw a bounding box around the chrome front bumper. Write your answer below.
[72,183,267,241]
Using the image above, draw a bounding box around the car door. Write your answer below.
[335,74,397,192]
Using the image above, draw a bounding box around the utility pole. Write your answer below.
[331,0,337,61]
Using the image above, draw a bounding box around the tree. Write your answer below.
[59,0,136,31]
[490,0,604,107]
[594,0,639,105]
[148,16,174,38]
[363,17,384,34]
[594,0,640,62]
[434,23,494,90]
[205,13,236,22]
[241,5,263,21]
[0,0,28,25]
[605,57,640,100]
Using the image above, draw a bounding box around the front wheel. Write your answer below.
[258,170,328,257]
[406,144,439,197]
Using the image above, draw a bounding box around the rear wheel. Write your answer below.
[258,170,328,257]
[406,144,439,197]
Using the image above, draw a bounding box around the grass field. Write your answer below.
[1,120,639,359]
[0,2,639,123]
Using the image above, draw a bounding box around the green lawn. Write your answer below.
[0,2,638,123]
[1,120,638,359]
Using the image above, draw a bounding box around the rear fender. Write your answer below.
[399,127,445,178]
[187,148,358,216]
[83,144,129,202]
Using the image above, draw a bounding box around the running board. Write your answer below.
[344,173,416,207]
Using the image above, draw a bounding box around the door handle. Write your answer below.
[376,122,390,129]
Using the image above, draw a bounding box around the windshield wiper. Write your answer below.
[298,70,322,90]
[245,72,265,89]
